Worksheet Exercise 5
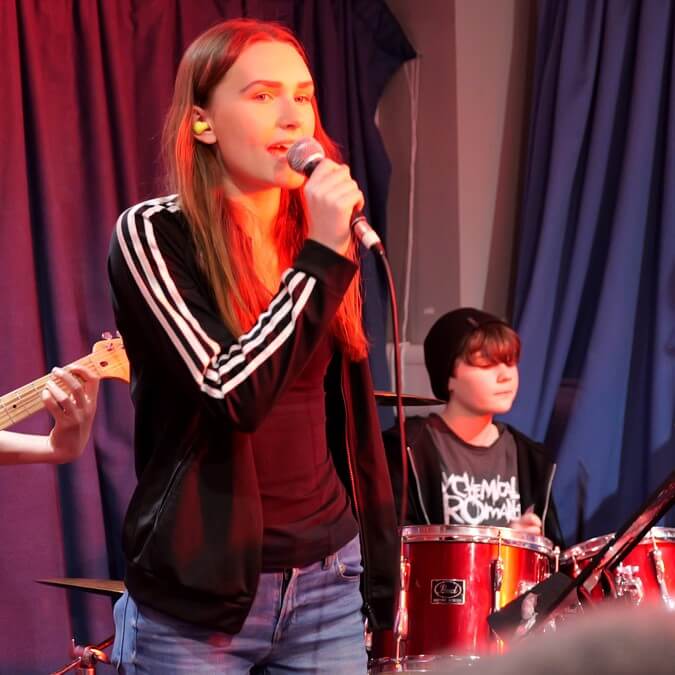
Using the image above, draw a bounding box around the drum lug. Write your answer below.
[394,606,409,644]
[492,557,504,611]
[570,549,581,576]
[553,546,561,574]
[614,564,644,605]
[649,538,674,609]
[492,532,504,611]
[394,556,411,649]
[400,556,411,592]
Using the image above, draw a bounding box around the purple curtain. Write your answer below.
[0,1,413,671]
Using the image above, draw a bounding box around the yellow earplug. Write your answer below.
[193,120,210,135]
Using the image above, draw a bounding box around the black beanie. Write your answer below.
[423,307,510,401]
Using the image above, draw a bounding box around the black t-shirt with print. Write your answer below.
[425,414,521,527]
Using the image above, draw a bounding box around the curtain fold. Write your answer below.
[506,0,675,545]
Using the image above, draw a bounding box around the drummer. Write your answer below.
[384,307,564,546]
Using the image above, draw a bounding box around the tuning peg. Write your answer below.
[101,331,113,340]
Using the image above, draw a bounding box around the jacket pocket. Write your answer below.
[133,444,194,568]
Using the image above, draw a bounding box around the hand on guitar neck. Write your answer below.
[0,336,129,465]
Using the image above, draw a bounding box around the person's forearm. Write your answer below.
[0,430,57,465]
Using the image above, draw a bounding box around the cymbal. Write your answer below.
[374,390,444,407]
[36,577,125,597]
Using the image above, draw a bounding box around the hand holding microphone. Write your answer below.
[287,138,384,255]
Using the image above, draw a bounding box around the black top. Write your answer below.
[253,336,357,570]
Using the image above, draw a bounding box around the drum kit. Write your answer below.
[369,469,675,672]
[44,524,675,673]
[367,524,675,672]
[35,393,674,674]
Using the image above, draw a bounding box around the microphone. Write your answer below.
[286,138,384,252]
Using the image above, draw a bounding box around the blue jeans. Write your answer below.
[111,534,367,673]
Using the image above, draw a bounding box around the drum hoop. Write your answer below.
[560,534,613,562]
[370,654,482,671]
[400,524,554,555]
[561,526,675,562]
[646,526,675,541]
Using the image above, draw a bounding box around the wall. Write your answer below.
[378,0,537,404]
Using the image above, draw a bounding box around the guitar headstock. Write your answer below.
[90,333,130,383]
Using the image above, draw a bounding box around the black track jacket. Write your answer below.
[108,196,398,633]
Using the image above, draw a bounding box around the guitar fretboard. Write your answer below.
[0,349,127,431]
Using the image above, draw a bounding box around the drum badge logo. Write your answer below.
[431,579,466,604]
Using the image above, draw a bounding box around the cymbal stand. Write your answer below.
[50,635,113,675]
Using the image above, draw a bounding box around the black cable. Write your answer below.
[374,247,408,526]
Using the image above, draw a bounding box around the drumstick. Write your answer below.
[541,463,557,539]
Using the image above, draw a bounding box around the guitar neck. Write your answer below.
[0,352,121,431]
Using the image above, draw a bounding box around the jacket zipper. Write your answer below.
[133,442,194,564]
[340,373,373,620]
[152,443,194,529]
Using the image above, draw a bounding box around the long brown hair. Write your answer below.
[163,18,368,361]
